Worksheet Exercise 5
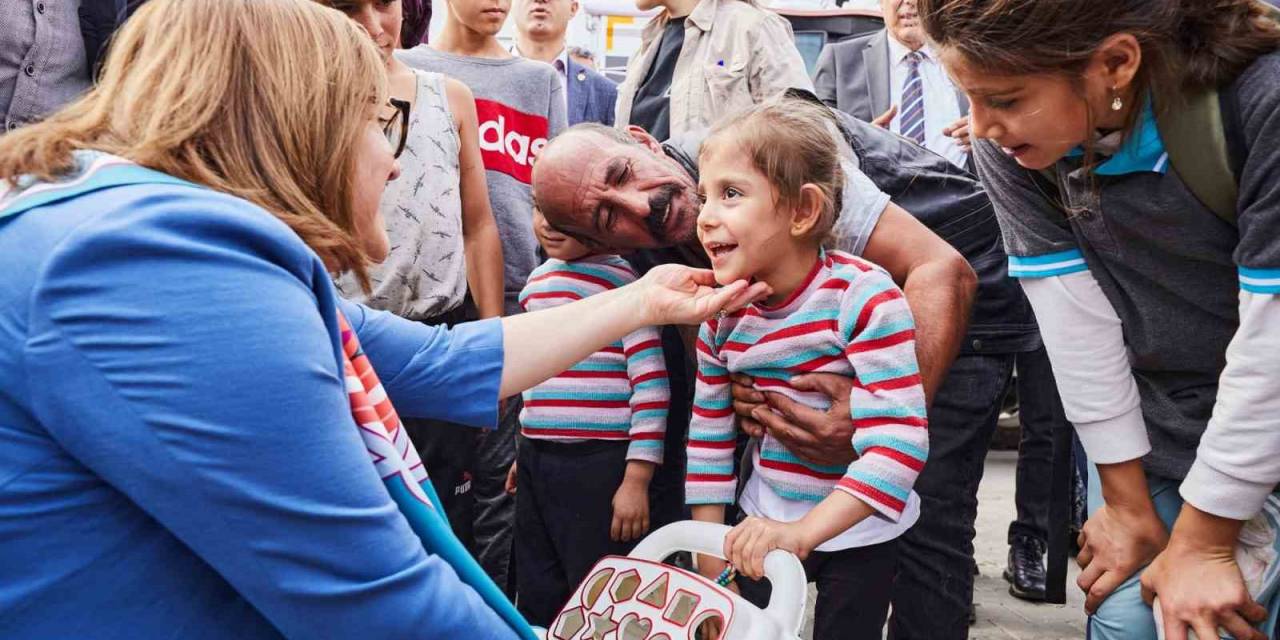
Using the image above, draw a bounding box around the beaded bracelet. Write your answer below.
[714,564,738,587]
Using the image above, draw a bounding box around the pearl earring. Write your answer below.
[1111,89,1123,111]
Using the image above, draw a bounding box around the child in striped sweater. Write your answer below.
[507,209,671,626]
[689,99,929,639]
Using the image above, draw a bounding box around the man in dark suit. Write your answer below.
[814,0,970,169]
[512,0,617,126]
[814,0,1073,629]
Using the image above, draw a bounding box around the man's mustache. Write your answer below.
[646,184,681,240]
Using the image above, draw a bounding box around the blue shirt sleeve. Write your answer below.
[23,189,517,639]
[338,298,503,427]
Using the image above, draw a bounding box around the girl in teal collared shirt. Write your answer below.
[918,1,1280,639]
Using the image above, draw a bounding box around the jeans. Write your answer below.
[1086,466,1280,639]
[1008,346,1070,545]
[888,352,1015,640]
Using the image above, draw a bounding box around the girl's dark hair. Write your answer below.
[918,0,1280,98]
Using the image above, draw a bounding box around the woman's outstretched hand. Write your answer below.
[636,265,771,326]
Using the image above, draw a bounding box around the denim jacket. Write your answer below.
[614,0,813,138]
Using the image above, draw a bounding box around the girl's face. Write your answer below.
[944,51,1109,170]
[332,0,402,64]
[351,112,401,262]
[696,144,804,289]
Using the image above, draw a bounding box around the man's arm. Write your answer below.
[736,203,973,465]
[860,203,976,403]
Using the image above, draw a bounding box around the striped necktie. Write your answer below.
[901,51,926,145]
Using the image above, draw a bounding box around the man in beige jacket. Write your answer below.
[614,0,813,141]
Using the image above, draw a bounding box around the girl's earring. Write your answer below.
[1111,88,1124,112]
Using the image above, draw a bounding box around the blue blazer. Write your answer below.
[565,58,618,127]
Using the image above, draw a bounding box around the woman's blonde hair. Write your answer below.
[700,98,844,244]
[0,0,388,289]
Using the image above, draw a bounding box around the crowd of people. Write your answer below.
[2,0,1279,639]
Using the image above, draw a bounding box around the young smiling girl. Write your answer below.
[918,1,1280,638]
[686,98,929,640]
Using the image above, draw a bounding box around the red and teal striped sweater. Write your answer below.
[517,255,670,463]
[687,251,928,520]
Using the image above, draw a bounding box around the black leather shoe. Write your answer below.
[1003,535,1047,601]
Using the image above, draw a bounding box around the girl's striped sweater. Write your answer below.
[686,251,928,520]
[517,255,670,463]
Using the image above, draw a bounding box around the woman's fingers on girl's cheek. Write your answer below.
[727,282,769,311]
[710,282,744,309]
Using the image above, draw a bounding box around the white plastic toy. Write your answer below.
[537,521,807,640]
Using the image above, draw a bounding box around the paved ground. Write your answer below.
[800,450,1087,639]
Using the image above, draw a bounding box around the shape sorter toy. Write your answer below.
[538,521,807,640]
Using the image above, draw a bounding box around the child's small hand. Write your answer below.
[610,478,650,542]
[723,516,812,580]
[504,461,517,495]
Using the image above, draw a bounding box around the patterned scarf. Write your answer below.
[338,312,434,504]
[336,297,539,640]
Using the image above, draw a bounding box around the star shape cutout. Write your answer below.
[587,606,618,639]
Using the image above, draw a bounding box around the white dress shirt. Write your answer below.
[886,38,968,169]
